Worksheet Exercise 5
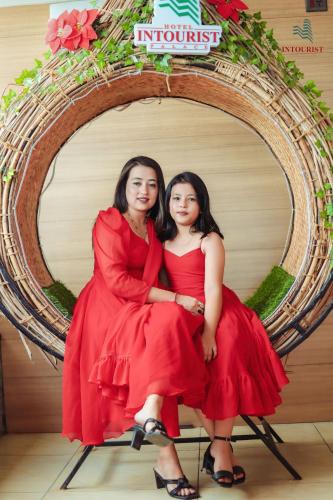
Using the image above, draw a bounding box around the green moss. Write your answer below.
[245,266,295,320]
[42,281,77,319]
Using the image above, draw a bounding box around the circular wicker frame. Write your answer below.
[0,1,332,361]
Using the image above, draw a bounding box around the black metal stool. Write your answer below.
[60,414,301,489]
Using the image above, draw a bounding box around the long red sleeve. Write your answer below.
[93,209,151,304]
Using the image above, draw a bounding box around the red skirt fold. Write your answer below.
[89,301,207,419]
[202,286,289,420]
[62,281,207,445]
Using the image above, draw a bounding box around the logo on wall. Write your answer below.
[292,19,313,42]
[134,0,222,55]
[281,17,324,54]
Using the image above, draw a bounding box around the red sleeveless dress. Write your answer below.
[163,247,289,419]
[62,208,207,445]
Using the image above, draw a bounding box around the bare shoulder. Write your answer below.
[201,232,225,254]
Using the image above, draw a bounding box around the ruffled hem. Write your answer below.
[61,427,134,446]
[202,349,289,419]
[89,354,130,403]
[89,353,206,412]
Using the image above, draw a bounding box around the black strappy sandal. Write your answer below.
[232,464,246,485]
[201,435,234,488]
[154,468,200,499]
[131,418,173,450]
[229,441,246,484]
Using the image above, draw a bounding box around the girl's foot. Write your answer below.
[229,446,246,483]
[211,438,245,484]
[210,438,233,486]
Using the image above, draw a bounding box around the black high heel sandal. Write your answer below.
[201,435,234,488]
[131,418,173,450]
[154,468,200,499]
[229,441,246,485]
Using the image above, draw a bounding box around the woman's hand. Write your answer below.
[175,294,205,316]
[201,332,217,362]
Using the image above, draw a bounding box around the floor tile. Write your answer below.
[0,433,79,456]
[198,481,333,499]
[263,423,326,446]
[192,487,250,499]
[0,495,42,500]
[239,481,333,499]
[43,490,184,499]
[228,423,325,448]
[315,422,333,451]
[0,455,73,494]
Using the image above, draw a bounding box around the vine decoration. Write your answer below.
[1,0,332,264]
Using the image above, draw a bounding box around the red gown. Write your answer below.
[163,247,289,419]
[62,207,206,445]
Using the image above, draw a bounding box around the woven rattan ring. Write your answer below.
[0,0,332,360]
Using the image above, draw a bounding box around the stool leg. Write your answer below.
[258,416,284,443]
[241,415,302,480]
[60,445,94,489]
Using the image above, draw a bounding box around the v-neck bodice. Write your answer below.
[163,247,206,302]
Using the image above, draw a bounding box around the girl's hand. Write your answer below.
[175,294,205,316]
[201,332,217,362]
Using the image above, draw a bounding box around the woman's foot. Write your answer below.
[134,394,162,432]
[134,395,172,447]
[155,444,198,498]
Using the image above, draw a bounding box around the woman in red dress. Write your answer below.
[62,157,207,499]
[162,171,289,488]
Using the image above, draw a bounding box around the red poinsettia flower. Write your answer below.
[45,9,99,54]
[71,9,99,50]
[45,10,75,54]
[207,0,248,23]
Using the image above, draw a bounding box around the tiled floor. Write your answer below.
[0,422,333,499]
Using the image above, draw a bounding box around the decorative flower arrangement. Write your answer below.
[207,0,248,22]
[45,9,99,54]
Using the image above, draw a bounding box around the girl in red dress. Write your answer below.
[162,172,289,488]
[62,157,206,499]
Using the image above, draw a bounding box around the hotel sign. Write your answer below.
[134,0,222,55]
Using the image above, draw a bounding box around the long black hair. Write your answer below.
[113,156,165,233]
[163,171,224,241]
